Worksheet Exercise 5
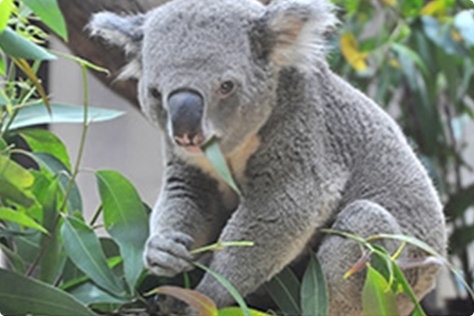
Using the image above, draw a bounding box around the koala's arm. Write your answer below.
[144,156,230,277]
[194,155,331,307]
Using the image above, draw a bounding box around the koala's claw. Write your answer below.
[144,232,194,277]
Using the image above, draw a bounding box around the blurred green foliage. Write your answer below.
[333,0,474,299]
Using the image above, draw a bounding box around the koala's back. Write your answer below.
[320,67,446,253]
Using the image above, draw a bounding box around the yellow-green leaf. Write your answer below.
[0,0,13,33]
[0,207,47,233]
[340,32,369,72]
[421,0,447,16]
[0,155,35,207]
[362,265,399,316]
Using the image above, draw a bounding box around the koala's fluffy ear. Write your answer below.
[88,12,145,78]
[254,0,338,67]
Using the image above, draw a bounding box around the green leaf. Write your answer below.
[69,282,129,306]
[38,178,65,283]
[96,170,149,291]
[60,216,126,297]
[264,266,302,316]
[391,263,426,316]
[301,254,328,316]
[0,53,5,75]
[5,103,124,131]
[218,307,270,316]
[422,16,468,57]
[391,43,428,76]
[0,207,47,233]
[194,262,251,316]
[0,27,56,60]
[365,234,444,258]
[0,0,13,34]
[202,138,241,195]
[20,129,71,169]
[362,265,399,316]
[151,286,218,316]
[0,155,36,207]
[0,243,26,274]
[34,152,82,213]
[0,269,97,316]
[22,0,67,41]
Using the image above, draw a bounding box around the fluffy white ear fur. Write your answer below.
[88,12,145,79]
[264,0,338,67]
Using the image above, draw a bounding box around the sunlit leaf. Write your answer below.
[301,254,328,316]
[0,155,35,207]
[340,32,369,71]
[362,265,399,316]
[96,170,149,291]
[0,269,97,316]
[20,129,71,169]
[0,207,47,233]
[150,286,218,316]
[421,0,447,16]
[0,0,13,33]
[22,0,67,41]
[202,138,240,195]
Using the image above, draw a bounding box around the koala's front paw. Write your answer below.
[144,231,194,277]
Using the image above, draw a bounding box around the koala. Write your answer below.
[89,0,447,314]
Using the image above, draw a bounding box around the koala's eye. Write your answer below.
[219,81,236,96]
[149,87,162,100]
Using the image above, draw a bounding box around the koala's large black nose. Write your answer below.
[167,89,204,148]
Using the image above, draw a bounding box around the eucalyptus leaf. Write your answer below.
[34,152,82,213]
[0,155,35,207]
[202,138,240,195]
[5,103,124,131]
[0,268,97,316]
[20,129,71,169]
[195,262,251,316]
[264,266,301,316]
[0,243,25,274]
[0,207,47,233]
[69,282,129,306]
[61,216,126,297]
[22,0,67,41]
[96,170,149,291]
[362,265,399,316]
[0,27,56,60]
[0,0,13,33]
[301,254,328,316]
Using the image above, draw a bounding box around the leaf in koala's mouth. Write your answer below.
[201,137,241,195]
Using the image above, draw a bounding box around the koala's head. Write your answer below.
[89,0,336,155]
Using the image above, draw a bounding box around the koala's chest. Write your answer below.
[184,135,261,196]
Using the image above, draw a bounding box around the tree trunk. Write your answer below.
[57,0,170,108]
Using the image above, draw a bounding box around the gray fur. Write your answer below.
[89,0,446,314]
